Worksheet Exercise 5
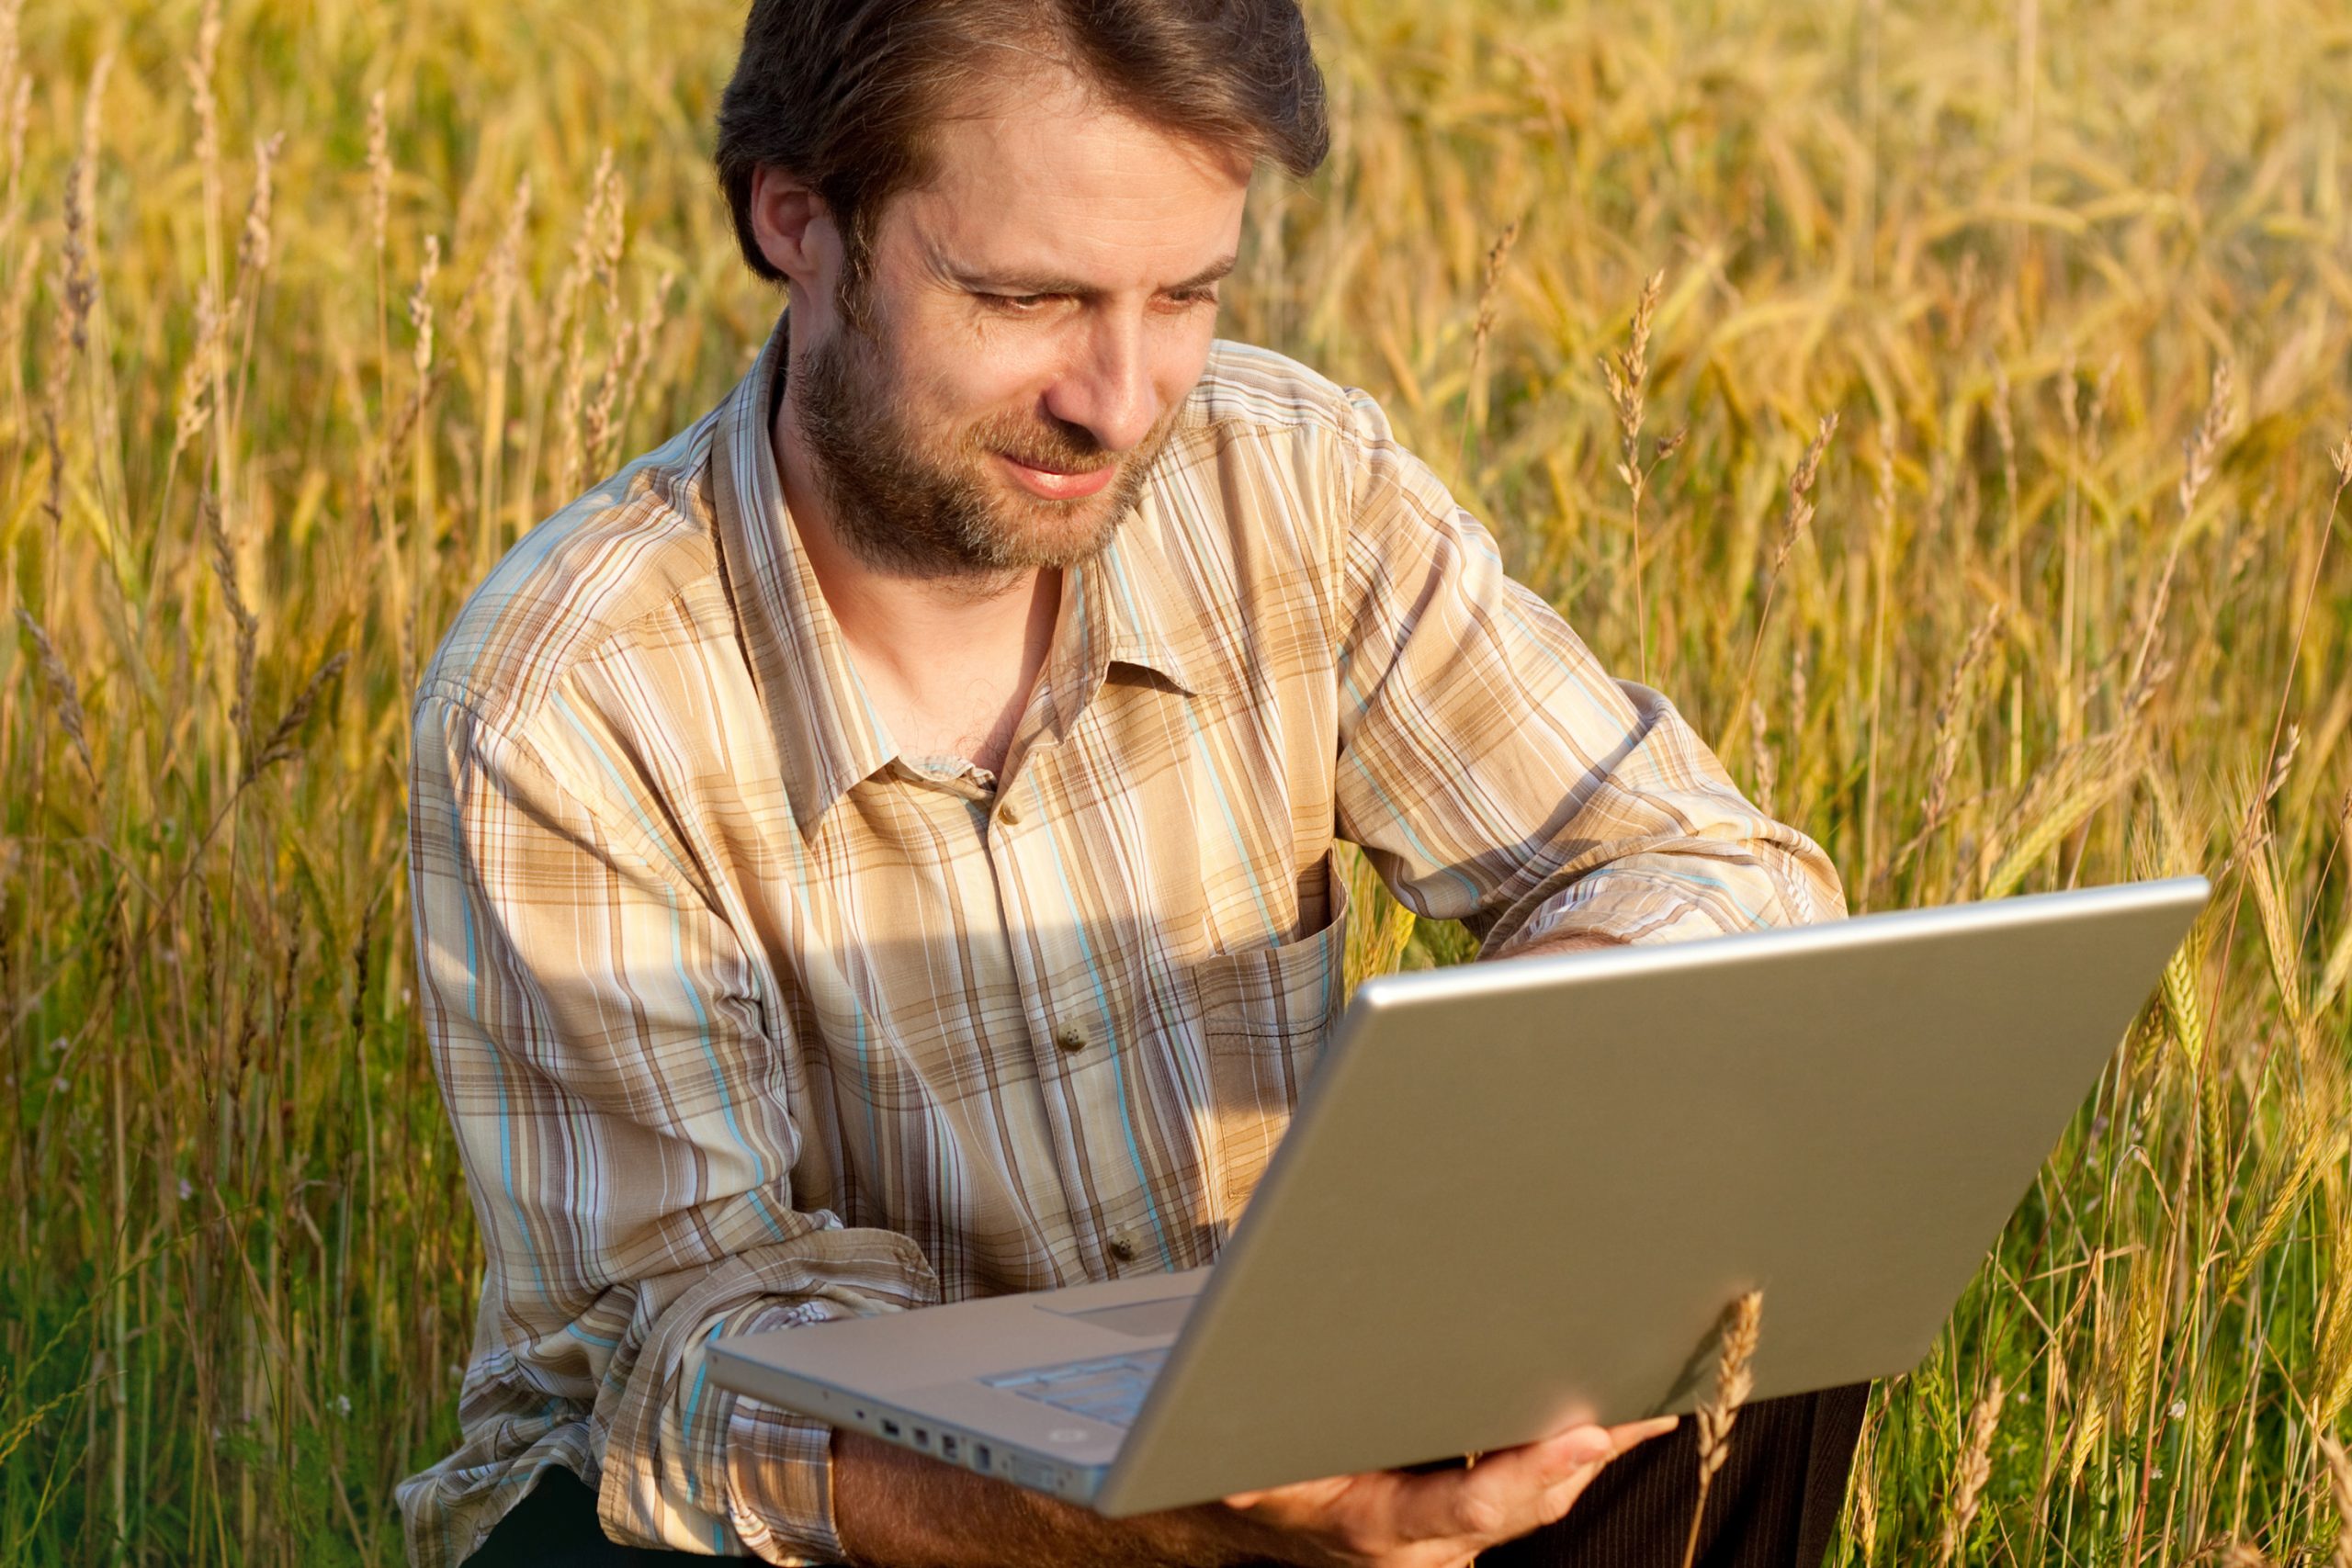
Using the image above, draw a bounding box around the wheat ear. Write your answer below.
[1680,1290,1762,1568]
[2320,1434,2352,1568]
[1933,1378,2006,1568]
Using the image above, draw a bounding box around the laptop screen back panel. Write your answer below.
[1097,879,2205,1515]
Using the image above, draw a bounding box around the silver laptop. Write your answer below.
[710,875,2208,1515]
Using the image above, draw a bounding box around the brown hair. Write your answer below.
[714,0,1328,295]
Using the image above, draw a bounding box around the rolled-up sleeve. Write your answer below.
[1328,390,1845,952]
[399,688,936,1566]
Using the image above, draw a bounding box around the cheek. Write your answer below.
[1148,321,1217,414]
[918,344,1057,432]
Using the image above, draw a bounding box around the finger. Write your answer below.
[1531,1417,1679,1525]
[1608,1416,1680,1450]
[1221,1473,1354,1516]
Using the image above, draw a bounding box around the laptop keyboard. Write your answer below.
[982,1348,1169,1428]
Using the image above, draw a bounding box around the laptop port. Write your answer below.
[974,1444,992,1470]
[940,1434,960,1461]
[880,1419,900,1438]
[912,1427,931,1448]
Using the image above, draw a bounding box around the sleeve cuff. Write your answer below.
[1487,840,1846,957]
[727,1395,844,1564]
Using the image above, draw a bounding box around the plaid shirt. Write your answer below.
[398,313,1844,1564]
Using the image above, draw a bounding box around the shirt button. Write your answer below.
[1108,1234,1138,1263]
[998,801,1022,825]
[1054,1025,1087,1054]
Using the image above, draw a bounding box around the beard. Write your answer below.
[791,312,1179,585]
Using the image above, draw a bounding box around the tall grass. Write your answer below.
[4,0,2349,1562]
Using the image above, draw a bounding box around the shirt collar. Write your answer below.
[1049,479,1226,732]
[707,310,1226,834]
[707,314,898,831]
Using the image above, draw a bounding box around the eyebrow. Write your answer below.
[946,254,1238,299]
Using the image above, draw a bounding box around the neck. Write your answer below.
[772,367,1061,772]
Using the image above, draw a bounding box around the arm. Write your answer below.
[832,1420,1675,1568]
[408,688,935,1563]
[1325,392,1845,953]
[831,1431,1242,1565]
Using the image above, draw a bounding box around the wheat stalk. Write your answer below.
[1731,413,1838,733]
[2122,361,2233,703]
[1680,1289,1762,1568]
[201,491,258,752]
[2222,1117,2336,1298]
[2321,1435,2352,1568]
[14,607,96,785]
[1933,1377,2006,1568]
[1455,217,1521,465]
[1908,601,2007,861]
[1979,727,2143,899]
[2312,1259,2352,1433]
[2320,785,2352,1014]
[366,89,391,260]
[1600,268,1669,682]
[1847,1402,1883,1565]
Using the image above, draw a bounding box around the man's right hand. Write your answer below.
[1216,1416,1678,1567]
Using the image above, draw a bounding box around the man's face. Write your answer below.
[783,67,1252,581]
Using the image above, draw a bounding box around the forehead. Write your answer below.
[887,64,1251,281]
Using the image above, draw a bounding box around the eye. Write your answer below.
[1166,288,1221,310]
[979,291,1055,314]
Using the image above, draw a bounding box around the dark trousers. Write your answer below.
[462,1383,1868,1567]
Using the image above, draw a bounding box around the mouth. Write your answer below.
[998,451,1116,501]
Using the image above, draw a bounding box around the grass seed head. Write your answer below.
[1933,1377,2006,1568]
[2321,1434,2352,1568]
[367,89,390,256]
[1697,1288,1763,1481]
[16,608,95,783]
[2179,360,2233,522]
[237,131,286,285]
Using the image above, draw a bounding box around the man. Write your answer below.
[401,2,1866,1564]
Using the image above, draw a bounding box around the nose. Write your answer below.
[1042,313,1160,457]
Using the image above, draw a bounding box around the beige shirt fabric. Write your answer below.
[397,312,1846,1564]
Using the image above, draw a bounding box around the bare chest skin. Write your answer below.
[838,565,1063,780]
[866,658,1034,776]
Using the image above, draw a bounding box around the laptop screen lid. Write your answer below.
[1095,876,2208,1514]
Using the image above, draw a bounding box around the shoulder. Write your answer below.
[1173,340,1430,501]
[1183,339,1365,435]
[1155,340,1407,552]
[414,409,729,743]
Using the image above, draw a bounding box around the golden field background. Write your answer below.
[5,0,2352,1561]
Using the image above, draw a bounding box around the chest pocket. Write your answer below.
[1191,850,1351,1227]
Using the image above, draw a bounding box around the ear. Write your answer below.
[747,164,840,295]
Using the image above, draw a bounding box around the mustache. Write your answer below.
[968,412,1118,473]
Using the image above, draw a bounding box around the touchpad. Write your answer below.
[1046,1295,1194,1338]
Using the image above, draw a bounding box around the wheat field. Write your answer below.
[4,0,2351,1562]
